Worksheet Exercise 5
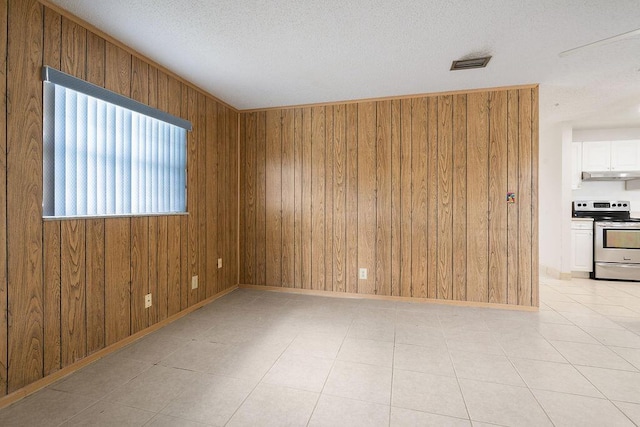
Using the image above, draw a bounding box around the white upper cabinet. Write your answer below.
[581,140,640,172]
[610,140,640,171]
[581,141,611,171]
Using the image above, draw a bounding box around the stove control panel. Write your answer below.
[573,200,630,212]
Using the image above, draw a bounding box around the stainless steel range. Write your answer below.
[573,200,640,281]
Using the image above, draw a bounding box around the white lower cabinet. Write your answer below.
[571,220,593,272]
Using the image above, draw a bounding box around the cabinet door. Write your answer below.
[582,141,611,172]
[611,140,640,171]
[571,229,593,272]
[571,142,582,189]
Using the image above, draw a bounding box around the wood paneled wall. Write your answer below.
[239,87,538,307]
[0,0,238,396]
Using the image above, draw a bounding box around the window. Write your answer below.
[42,66,191,218]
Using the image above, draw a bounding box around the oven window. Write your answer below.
[604,229,640,249]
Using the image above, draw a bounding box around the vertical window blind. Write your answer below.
[42,66,191,218]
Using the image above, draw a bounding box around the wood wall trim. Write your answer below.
[0,286,238,410]
[238,284,538,312]
[237,106,242,288]
[36,0,239,113]
[240,84,540,113]
[0,0,8,396]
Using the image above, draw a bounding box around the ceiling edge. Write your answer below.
[239,83,540,113]
[38,0,240,113]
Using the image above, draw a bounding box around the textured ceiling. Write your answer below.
[49,0,640,129]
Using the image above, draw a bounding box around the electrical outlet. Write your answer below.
[144,293,152,309]
[191,275,198,289]
[359,268,368,280]
[218,258,222,269]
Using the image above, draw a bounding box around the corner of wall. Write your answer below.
[540,264,572,281]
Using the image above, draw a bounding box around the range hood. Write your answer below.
[581,171,640,181]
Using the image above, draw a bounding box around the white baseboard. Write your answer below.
[540,265,572,281]
[571,271,591,279]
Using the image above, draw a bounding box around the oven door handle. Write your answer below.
[595,222,640,229]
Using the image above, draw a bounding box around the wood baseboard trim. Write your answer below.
[0,285,238,410]
[238,284,538,312]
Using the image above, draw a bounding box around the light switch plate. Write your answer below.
[191,275,198,289]
[218,258,222,268]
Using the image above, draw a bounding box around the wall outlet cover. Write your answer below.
[359,268,368,280]
[144,293,152,309]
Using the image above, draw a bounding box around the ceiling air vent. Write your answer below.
[450,56,491,71]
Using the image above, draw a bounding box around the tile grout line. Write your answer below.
[304,305,355,427]
[50,351,159,426]
[223,294,303,426]
[387,301,397,427]
[540,282,640,423]
[438,309,473,424]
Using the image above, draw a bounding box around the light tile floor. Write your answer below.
[1,275,640,426]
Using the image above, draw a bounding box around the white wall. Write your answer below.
[539,122,570,277]
[573,128,640,142]
[561,125,573,275]
[572,181,640,215]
